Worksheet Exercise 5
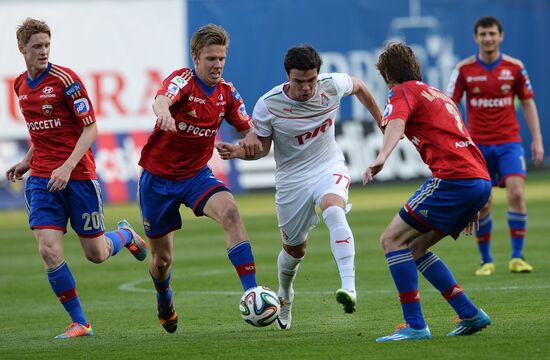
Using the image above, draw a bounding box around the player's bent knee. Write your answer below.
[507,188,525,206]
[38,244,63,266]
[379,232,401,253]
[151,252,172,270]
[221,204,242,228]
[408,242,427,260]
[84,248,108,264]
[284,245,306,259]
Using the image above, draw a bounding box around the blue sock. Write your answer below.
[105,230,133,256]
[508,211,527,259]
[385,249,426,330]
[227,241,257,291]
[47,261,87,325]
[151,272,173,309]
[416,252,478,319]
[475,214,493,263]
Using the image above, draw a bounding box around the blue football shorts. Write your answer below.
[25,176,105,238]
[138,166,229,239]
[477,142,526,187]
[399,177,491,239]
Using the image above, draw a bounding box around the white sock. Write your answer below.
[277,249,302,302]
[322,206,356,292]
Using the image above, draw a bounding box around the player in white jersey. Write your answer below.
[216,45,382,330]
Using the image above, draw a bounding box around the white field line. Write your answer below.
[119,272,550,296]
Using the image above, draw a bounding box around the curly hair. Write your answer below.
[16,18,50,47]
[376,42,422,85]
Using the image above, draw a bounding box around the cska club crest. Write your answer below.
[42,103,53,115]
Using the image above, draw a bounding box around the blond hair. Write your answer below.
[190,24,229,57]
[16,17,51,46]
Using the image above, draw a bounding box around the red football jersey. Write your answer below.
[139,68,253,179]
[447,54,534,145]
[382,81,489,180]
[14,63,97,180]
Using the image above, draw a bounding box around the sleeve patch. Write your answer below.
[171,76,188,89]
[64,82,81,97]
[238,104,249,120]
[73,98,90,115]
[167,82,180,96]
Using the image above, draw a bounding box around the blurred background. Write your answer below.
[1,0,548,209]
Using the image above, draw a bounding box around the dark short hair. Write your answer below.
[474,16,503,34]
[284,45,323,75]
[376,42,422,84]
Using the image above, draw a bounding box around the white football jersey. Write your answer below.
[253,73,353,189]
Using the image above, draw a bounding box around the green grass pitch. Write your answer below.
[1,172,549,359]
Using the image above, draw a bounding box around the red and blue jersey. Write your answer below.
[139,68,253,179]
[447,54,534,145]
[14,63,97,180]
[382,81,489,180]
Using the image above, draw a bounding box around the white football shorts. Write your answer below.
[275,165,351,246]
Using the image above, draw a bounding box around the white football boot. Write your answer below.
[275,295,293,330]
[335,288,357,314]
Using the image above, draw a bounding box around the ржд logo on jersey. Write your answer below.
[295,118,333,145]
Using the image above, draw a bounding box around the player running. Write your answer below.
[138,24,262,333]
[448,16,544,275]
[6,18,147,339]
[365,42,491,342]
[216,44,383,329]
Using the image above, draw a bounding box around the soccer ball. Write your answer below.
[239,286,280,327]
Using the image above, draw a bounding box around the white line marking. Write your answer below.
[118,272,550,295]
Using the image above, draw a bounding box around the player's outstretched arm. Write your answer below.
[153,95,177,132]
[363,119,405,185]
[351,77,383,128]
[216,135,272,161]
[6,144,33,182]
[521,98,544,167]
[47,123,97,192]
